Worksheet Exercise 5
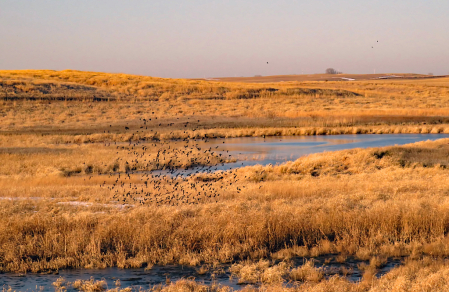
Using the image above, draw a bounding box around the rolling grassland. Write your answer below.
[1,70,449,291]
[2,70,449,135]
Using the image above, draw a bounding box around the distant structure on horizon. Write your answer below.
[325,68,342,74]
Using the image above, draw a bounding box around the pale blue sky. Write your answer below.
[1,0,448,78]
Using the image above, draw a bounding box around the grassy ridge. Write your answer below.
[0,70,366,101]
[1,70,449,136]
[0,76,117,101]
[2,69,448,99]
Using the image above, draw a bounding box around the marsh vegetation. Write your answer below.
[1,70,449,291]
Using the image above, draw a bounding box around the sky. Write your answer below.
[1,0,448,78]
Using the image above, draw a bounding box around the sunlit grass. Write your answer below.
[2,70,449,289]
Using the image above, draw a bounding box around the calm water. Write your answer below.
[154,134,449,176]
[2,134,448,291]
[212,133,449,168]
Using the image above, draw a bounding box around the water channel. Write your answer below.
[154,133,449,177]
[211,133,449,168]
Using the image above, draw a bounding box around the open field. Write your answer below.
[2,70,449,290]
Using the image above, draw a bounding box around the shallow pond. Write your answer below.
[153,133,449,176]
[210,133,449,168]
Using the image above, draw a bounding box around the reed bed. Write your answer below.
[2,139,449,274]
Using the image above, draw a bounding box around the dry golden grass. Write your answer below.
[0,75,120,101]
[2,139,449,274]
[230,260,290,284]
[2,70,449,289]
[51,277,107,292]
[1,70,449,135]
[0,139,228,178]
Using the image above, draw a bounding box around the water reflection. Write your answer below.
[162,134,449,175]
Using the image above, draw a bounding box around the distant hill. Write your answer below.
[210,73,447,83]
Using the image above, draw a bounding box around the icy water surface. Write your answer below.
[0,256,405,291]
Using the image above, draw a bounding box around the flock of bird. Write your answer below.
[100,116,245,206]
